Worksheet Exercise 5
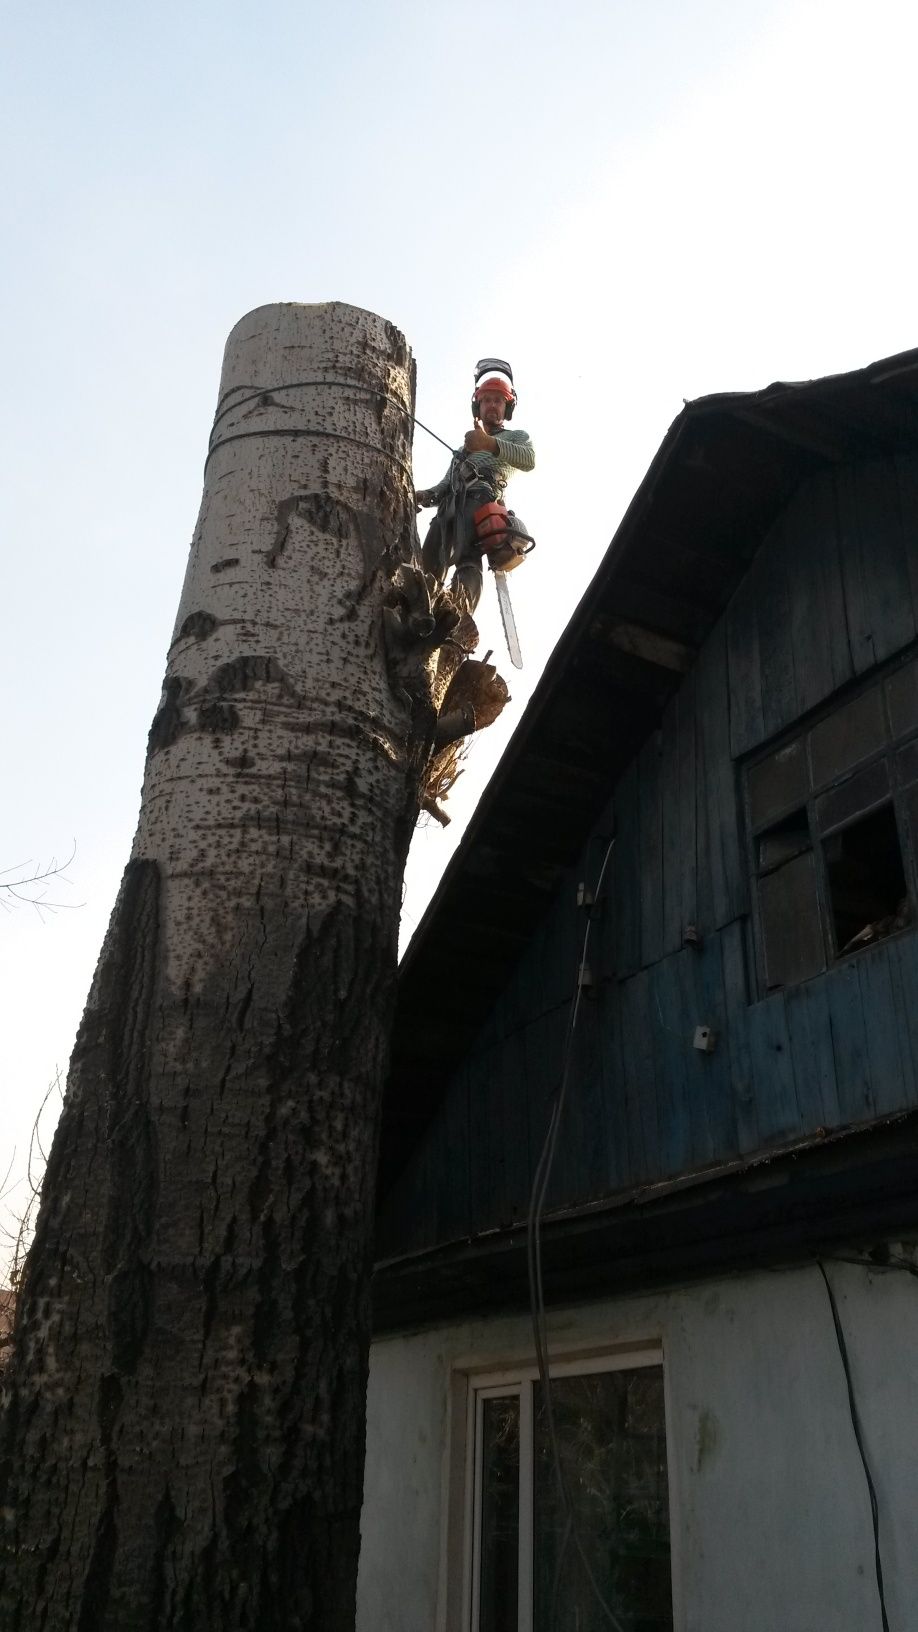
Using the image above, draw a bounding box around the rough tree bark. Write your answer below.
[0,303,505,1631]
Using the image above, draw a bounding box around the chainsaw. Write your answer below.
[472,501,536,670]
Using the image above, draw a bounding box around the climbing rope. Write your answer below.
[207,376,457,461]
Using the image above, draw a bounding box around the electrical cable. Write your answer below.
[817,1262,890,1632]
[525,837,629,1632]
[522,867,895,1632]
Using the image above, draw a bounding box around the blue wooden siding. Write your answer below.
[728,456,918,757]
[377,453,918,1260]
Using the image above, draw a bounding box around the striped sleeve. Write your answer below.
[493,430,535,472]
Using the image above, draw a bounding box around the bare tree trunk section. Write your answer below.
[0,304,448,1630]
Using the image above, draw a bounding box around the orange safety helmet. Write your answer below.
[471,356,518,420]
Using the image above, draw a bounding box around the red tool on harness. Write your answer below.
[472,501,536,573]
[471,502,535,670]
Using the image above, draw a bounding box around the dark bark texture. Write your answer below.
[0,303,463,1630]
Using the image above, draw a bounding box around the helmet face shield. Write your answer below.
[472,358,517,419]
[474,357,514,387]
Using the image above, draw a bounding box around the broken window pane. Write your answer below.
[759,850,825,988]
[746,662,918,994]
[532,1370,672,1632]
[747,736,809,830]
[809,686,887,788]
[479,1396,521,1632]
[825,804,909,955]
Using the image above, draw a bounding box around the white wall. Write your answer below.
[357,1252,918,1632]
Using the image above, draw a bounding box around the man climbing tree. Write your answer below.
[416,357,535,614]
[0,303,506,1631]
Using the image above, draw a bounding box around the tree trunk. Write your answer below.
[0,303,478,1630]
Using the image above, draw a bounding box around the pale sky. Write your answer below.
[3,0,918,1271]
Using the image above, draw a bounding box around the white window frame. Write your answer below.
[455,1344,669,1632]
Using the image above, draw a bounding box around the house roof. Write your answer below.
[379,346,918,1197]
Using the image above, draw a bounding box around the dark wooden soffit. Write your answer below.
[380,347,918,1198]
[373,1114,918,1334]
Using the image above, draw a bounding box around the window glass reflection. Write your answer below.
[532,1369,672,1632]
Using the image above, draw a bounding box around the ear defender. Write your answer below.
[471,359,518,421]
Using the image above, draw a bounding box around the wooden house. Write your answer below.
[358,349,918,1632]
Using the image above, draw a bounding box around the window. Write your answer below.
[745,653,918,992]
[465,1352,672,1632]
[824,804,907,952]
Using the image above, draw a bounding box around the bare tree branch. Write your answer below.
[0,842,83,918]
[0,1072,65,1312]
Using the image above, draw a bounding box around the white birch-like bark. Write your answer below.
[0,302,464,1631]
[141,301,423,993]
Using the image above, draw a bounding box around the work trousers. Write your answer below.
[420,481,492,614]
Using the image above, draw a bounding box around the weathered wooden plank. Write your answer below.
[599,978,632,1193]
[504,860,580,1042]
[526,1006,570,1216]
[756,510,799,741]
[591,807,618,982]
[650,954,692,1176]
[817,467,858,696]
[788,470,853,716]
[431,1068,472,1245]
[824,958,874,1126]
[786,478,833,718]
[554,870,583,1014]
[695,621,745,931]
[893,450,918,626]
[854,455,917,668]
[501,1035,540,1230]
[661,694,683,957]
[397,1122,437,1255]
[675,942,715,1167]
[689,933,736,1162]
[490,924,531,1045]
[694,657,714,938]
[535,890,601,1215]
[720,918,758,1154]
[726,566,766,759]
[639,731,665,967]
[617,967,660,1184]
[746,989,800,1146]
[784,975,841,1133]
[558,989,610,1205]
[521,877,568,1020]
[856,941,914,1119]
[677,672,698,946]
[614,761,641,978]
[604,616,695,672]
[467,1042,504,1235]
[891,932,918,1101]
[834,463,877,677]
